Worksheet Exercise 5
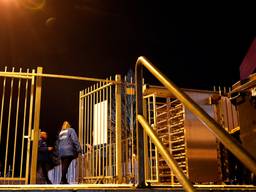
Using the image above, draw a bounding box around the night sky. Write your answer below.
[0,1,256,142]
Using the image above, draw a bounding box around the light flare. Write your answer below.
[20,0,46,10]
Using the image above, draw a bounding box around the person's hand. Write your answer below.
[86,144,92,151]
[48,147,54,151]
[81,153,85,158]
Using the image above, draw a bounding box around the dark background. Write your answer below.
[0,0,256,143]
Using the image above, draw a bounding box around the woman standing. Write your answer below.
[57,121,82,184]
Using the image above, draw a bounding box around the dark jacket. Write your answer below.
[58,128,81,158]
[38,138,51,162]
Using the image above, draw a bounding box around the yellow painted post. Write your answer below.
[115,75,122,183]
[143,97,148,181]
[30,67,43,184]
[109,77,113,178]
[25,69,35,184]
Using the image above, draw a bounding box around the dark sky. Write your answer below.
[0,0,256,141]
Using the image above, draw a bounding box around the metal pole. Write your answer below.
[109,77,113,178]
[135,64,145,187]
[4,67,15,178]
[20,69,29,178]
[25,69,35,184]
[153,94,159,182]
[12,68,22,177]
[89,86,93,178]
[30,67,43,184]
[115,75,122,183]
[106,78,109,177]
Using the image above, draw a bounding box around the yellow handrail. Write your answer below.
[135,56,256,191]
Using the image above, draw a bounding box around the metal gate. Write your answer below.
[0,66,136,185]
[0,67,42,184]
[78,74,136,184]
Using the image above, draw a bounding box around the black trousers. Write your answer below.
[37,161,52,184]
[60,156,74,183]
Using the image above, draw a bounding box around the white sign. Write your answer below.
[93,100,108,145]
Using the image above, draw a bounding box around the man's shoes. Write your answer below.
[60,179,69,184]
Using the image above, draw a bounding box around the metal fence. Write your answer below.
[78,74,136,184]
[0,66,138,185]
[0,62,250,189]
[0,67,41,184]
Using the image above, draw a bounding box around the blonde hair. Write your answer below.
[62,121,71,130]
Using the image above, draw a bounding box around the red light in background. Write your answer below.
[240,37,256,80]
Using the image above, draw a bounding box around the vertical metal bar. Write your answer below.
[143,96,148,182]
[30,67,43,184]
[123,76,126,179]
[78,90,84,182]
[79,90,84,153]
[106,78,109,177]
[229,98,235,129]
[135,63,145,187]
[20,69,29,178]
[103,80,106,177]
[222,99,229,131]
[85,87,89,180]
[130,76,135,182]
[182,104,189,179]
[109,77,113,178]
[153,94,159,182]
[25,69,35,184]
[113,83,116,180]
[99,81,102,177]
[81,89,85,181]
[4,67,15,178]
[143,97,149,180]
[149,97,153,180]
[124,76,129,180]
[83,88,86,180]
[12,68,22,177]
[115,74,122,183]
[0,66,7,156]
[96,83,99,177]
[89,86,93,178]
[92,84,95,177]
[146,97,151,180]
[86,87,89,156]
[85,88,88,153]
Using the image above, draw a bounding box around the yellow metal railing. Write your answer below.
[0,71,117,84]
[135,56,256,191]
[0,67,39,184]
[79,75,127,184]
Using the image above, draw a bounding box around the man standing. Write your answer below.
[37,131,53,184]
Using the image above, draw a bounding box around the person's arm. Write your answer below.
[70,128,82,153]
